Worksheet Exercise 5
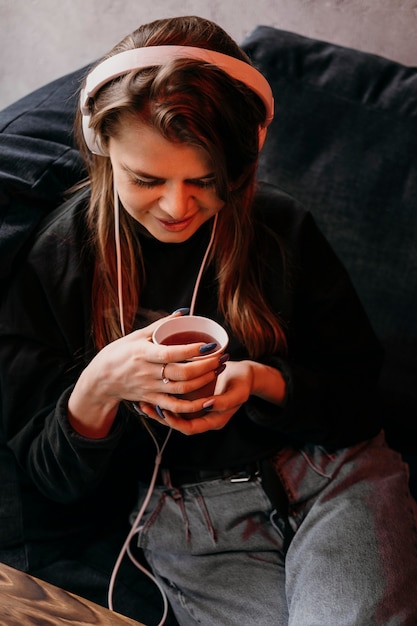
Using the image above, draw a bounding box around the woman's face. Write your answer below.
[108,117,225,243]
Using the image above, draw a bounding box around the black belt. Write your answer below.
[157,462,262,487]
[157,458,293,546]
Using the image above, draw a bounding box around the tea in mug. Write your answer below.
[161,331,217,351]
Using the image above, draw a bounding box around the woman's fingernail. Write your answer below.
[156,405,166,419]
[203,399,215,410]
[219,353,230,365]
[132,402,148,417]
[199,342,217,354]
[171,307,190,316]
[214,363,226,376]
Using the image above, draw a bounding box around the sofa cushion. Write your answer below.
[241,27,417,453]
[0,68,87,284]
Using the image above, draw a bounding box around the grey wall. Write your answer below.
[1,0,417,110]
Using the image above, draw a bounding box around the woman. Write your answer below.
[0,15,416,626]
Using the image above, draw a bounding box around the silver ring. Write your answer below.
[161,363,170,384]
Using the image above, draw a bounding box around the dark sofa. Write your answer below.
[1,26,416,493]
[241,27,417,494]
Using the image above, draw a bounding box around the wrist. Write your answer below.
[68,368,119,439]
[249,360,287,406]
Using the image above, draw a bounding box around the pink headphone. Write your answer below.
[80,45,274,155]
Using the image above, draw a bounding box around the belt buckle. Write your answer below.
[229,466,259,483]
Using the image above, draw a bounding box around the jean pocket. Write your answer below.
[299,445,338,479]
[273,444,339,508]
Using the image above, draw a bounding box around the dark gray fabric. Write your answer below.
[241,27,417,458]
[0,68,87,284]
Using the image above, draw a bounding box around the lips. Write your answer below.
[156,215,195,231]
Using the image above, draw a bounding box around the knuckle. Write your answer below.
[173,381,187,394]
[157,346,172,362]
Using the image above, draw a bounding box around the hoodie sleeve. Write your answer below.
[0,200,132,503]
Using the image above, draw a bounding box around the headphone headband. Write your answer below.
[80,45,274,155]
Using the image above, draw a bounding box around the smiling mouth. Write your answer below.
[157,215,195,229]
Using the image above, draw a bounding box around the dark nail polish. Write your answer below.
[199,342,218,355]
[219,353,230,365]
[131,402,148,417]
[214,363,226,376]
[156,405,166,419]
[172,307,190,315]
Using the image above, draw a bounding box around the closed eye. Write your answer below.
[132,176,217,190]
[122,163,217,190]
[132,177,163,188]
[187,176,217,189]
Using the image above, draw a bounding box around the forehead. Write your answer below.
[109,116,213,177]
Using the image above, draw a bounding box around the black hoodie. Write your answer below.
[0,181,383,569]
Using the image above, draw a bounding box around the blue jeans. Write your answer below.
[132,431,417,625]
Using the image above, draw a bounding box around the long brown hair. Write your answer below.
[75,16,287,358]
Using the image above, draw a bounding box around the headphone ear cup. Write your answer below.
[258,126,268,151]
[82,112,108,156]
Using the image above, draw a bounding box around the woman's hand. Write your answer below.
[67,315,223,438]
[138,360,287,436]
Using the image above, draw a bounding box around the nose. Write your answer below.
[159,183,195,220]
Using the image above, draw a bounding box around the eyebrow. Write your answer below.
[121,163,216,183]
